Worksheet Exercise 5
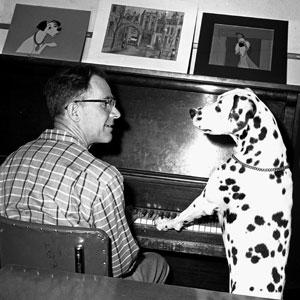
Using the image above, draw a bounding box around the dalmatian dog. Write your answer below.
[16,20,62,55]
[156,88,293,300]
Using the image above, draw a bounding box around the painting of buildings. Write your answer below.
[102,4,183,61]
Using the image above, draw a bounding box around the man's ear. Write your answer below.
[65,102,80,122]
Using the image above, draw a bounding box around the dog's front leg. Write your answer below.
[156,189,218,231]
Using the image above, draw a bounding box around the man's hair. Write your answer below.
[44,65,106,120]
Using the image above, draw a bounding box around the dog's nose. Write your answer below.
[57,28,62,31]
[189,108,196,119]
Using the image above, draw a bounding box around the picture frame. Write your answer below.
[2,4,91,62]
[83,0,198,73]
[193,13,288,84]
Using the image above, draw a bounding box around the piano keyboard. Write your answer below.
[133,208,222,235]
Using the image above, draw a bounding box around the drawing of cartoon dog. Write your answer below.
[16,20,62,55]
[235,33,258,69]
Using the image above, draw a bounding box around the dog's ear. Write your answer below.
[37,21,48,31]
[229,94,257,134]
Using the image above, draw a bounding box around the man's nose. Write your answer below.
[110,106,121,119]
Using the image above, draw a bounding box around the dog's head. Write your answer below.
[190,88,260,143]
[37,20,62,37]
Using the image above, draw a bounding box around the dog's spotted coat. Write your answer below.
[156,88,293,299]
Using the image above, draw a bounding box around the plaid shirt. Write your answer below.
[0,129,139,277]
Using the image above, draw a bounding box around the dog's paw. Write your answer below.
[155,217,183,232]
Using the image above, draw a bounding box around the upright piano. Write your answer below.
[0,54,299,293]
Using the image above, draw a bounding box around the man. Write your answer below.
[0,65,169,282]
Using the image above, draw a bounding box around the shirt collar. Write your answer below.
[40,129,88,149]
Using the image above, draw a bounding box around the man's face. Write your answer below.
[79,75,121,146]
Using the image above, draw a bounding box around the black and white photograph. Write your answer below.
[84,0,198,73]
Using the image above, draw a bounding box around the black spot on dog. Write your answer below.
[247,224,255,232]
[273,229,280,240]
[255,243,269,258]
[274,170,284,184]
[267,283,275,292]
[244,145,254,154]
[219,185,229,191]
[284,229,290,238]
[282,248,286,256]
[215,106,221,113]
[269,174,275,180]
[253,116,261,129]
[241,204,250,211]
[255,151,261,156]
[246,248,252,258]
[272,212,288,228]
[233,193,246,200]
[232,247,238,265]
[239,166,246,173]
[250,137,258,144]
[240,129,248,140]
[249,287,255,292]
[255,216,265,225]
[232,185,240,192]
[251,255,260,263]
[273,130,279,139]
[231,280,236,292]
[272,267,281,284]
[246,158,253,164]
[234,121,247,132]
[224,197,230,204]
[259,127,267,140]
[278,244,283,252]
[230,165,236,171]
[221,164,226,170]
[282,188,286,195]
[273,159,280,167]
[227,233,230,241]
[225,178,236,185]
[225,209,237,224]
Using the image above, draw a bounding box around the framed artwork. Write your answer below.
[83,0,198,73]
[2,4,91,62]
[193,13,288,84]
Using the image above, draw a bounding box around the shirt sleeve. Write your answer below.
[89,171,139,277]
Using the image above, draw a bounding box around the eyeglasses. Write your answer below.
[64,97,116,113]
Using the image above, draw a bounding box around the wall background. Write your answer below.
[0,0,299,85]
